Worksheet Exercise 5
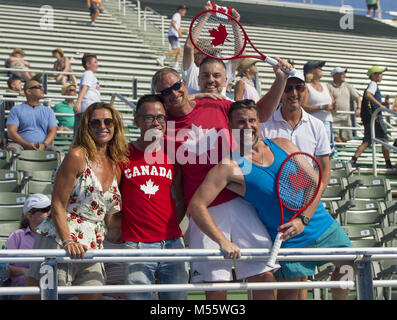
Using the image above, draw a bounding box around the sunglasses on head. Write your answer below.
[160,79,183,96]
[284,84,305,93]
[89,118,114,129]
[31,206,51,214]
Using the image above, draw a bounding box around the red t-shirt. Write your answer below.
[120,143,183,242]
[165,97,237,207]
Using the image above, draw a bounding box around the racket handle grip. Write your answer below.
[265,56,296,76]
[266,232,283,268]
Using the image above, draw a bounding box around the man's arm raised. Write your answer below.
[257,58,292,123]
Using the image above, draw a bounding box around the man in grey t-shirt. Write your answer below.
[327,67,361,143]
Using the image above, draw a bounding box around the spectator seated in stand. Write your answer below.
[2,78,25,111]
[6,78,62,155]
[5,48,35,81]
[52,48,77,85]
[53,82,76,137]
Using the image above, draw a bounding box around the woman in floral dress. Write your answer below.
[22,102,128,300]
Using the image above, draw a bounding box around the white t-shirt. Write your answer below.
[168,12,181,38]
[306,82,333,122]
[181,61,234,96]
[260,107,331,156]
[79,70,100,114]
[367,81,378,95]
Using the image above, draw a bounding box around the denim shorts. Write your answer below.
[123,237,188,300]
[274,221,353,280]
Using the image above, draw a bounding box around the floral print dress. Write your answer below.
[36,158,121,249]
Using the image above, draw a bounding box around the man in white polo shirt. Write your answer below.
[260,71,331,188]
[260,70,331,300]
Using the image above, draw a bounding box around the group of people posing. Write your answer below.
[12,53,355,301]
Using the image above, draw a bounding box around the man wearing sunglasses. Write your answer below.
[6,78,62,155]
[152,57,292,300]
[260,71,331,300]
[261,71,331,192]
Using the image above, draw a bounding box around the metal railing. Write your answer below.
[371,107,397,176]
[1,247,397,300]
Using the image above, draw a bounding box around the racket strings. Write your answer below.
[278,155,320,211]
[190,12,245,59]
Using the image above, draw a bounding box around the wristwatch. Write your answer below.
[298,214,310,226]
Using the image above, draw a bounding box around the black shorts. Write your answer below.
[367,3,378,10]
[363,120,387,143]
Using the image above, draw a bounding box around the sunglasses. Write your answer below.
[28,85,43,90]
[159,79,183,96]
[31,206,51,214]
[284,84,305,93]
[142,114,167,124]
[89,118,114,129]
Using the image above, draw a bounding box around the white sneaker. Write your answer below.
[90,22,96,27]
[156,56,165,66]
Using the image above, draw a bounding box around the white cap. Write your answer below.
[331,67,347,76]
[287,70,305,82]
[23,194,51,215]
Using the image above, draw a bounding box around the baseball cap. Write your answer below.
[367,66,387,78]
[23,194,51,215]
[331,67,347,76]
[177,5,188,10]
[303,60,326,74]
[287,70,305,83]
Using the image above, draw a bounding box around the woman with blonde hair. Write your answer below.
[52,48,77,85]
[302,60,338,159]
[234,58,260,102]
[22,102,128,300]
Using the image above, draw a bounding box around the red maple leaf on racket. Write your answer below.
[289,170,310,194]
[208,24,231,46]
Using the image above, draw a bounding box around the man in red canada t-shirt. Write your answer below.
[152,57,292,300]
[119,94,188,300]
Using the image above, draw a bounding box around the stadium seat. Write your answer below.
[373,226,397,247]
[347,175,392,202]
[336,199,388,227]
[374,259,397,300]
[321,176,349,201]
[329,160,352,179]
[0,192,26,221]
[0,169,20,192]
[15,150,60,173]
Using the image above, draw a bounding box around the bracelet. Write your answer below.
[62,239,74,247]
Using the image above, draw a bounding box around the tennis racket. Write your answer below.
[189,9,296,76]
[266,152,322,268]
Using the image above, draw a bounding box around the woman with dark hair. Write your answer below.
[52,48,77,85]
[22,102,128,300]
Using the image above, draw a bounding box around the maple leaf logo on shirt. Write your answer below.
[140,179,159,198]
[182,125,219,158]
[208,24,231,47]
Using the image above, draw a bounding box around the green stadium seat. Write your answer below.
[321,176,349,201]
[336,199,387,227]
[347,175,392,202]
[0,192,27,221]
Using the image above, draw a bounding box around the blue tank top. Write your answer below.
[233,139,334,248]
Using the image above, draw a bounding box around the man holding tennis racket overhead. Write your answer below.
[188,100,353,300]
[182,2,241,96]
[152,55,292,300]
